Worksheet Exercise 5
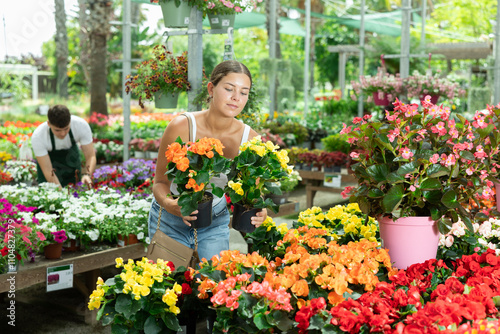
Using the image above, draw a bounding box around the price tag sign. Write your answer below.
[324,174,342,188]
[46,264,73,292]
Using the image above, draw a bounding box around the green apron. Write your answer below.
[37,129,82,187]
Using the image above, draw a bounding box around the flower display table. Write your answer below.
[0,243,147,325]
[298,169,357,208]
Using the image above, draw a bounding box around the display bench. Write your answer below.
[0,243,147,325]
[298,169,357,208]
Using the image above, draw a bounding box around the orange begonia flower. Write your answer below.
[291,279,309,297]
[185,178,205,192]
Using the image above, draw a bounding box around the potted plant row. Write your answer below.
[351,68,465,106]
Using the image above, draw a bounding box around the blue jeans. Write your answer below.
[148,196,230,263]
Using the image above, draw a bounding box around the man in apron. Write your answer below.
[31,105,96,187]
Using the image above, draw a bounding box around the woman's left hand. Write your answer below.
[251,208,267,228]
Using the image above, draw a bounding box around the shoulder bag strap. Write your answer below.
[182,113,194,142]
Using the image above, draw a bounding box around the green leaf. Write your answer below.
[420,178,442,190]
[462,215,474,232]
[270,310,294,331]
[387,172,404,183]
[382,185,404,213]
[441,189,459,209]
[366,164,389,183]
[101,303,116,325]
[144,315,162,334]
[397,161,419,176]
[161,312,182,331]
[437,217,452,235]
[427,164,449,178]
[423,190,442,204]
[111,324,129,334]
[458,150,475,161]
[254,313,273,330]
[368,188,384,197]
[115,294,133,317]
[177,194,198,217]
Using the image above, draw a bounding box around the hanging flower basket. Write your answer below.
[154,92,179,109]
[207,13,235,29]
[372,92,391,106]
[159,0,192,28]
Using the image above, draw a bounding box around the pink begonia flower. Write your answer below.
[473,117,487,129]
[340,123,352,135]
[431,121,447,136]
[482,187,494,199]
[474,145,488,159]
[234,6,242,12]
[352,117,363,124]
[444,154,456,167]
[400,147,413,159]
[341,186,355,199]
[409,185,416,192]
[386,110,398,121]
[347,137,358,144]
[387,128,400,142]
[350,152,359,159]
[404,104,419,117]
[429,153,440,164]
[466,167,475,176]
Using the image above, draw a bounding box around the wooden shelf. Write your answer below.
[269,201,300,218]
[0,243,147,293]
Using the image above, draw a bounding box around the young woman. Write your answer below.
[148,60,267,263]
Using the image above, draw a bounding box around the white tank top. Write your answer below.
[170,112,251,206]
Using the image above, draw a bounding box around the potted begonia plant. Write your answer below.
[341,97,493,268]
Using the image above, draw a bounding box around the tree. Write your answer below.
[88,0,112,116]
[78,0,91,88]
[54,0,69,98]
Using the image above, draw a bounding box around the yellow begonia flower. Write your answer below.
[228,181,244,196]
[115,257,124,268]
[277,223,289,235]
[173,282,182,294]
[169,305,181,315]
[277,149,290,169]
[162,289,178,306]
[250,145,266,157]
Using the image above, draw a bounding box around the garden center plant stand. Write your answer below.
[0,243,147,325]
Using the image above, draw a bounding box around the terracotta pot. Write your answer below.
[378,216,439,269]
[117,234,139,247]
[62,239,81,252]
[44,243,63,259]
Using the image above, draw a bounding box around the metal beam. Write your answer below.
[122,0,131,161]
[303,0,310,116]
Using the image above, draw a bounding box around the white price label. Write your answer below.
[47,264,73,292]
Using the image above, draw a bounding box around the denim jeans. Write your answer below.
[148,196,230,263]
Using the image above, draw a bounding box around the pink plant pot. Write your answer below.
[378,216,439,269]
